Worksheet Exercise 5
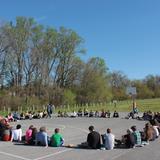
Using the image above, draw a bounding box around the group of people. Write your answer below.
[25,125,64,147]
[1,100,160,151]
[2,112,160,150]
[0,115,160,150]
[79,119,160,150]
[78,126,115,150]
[141,111,160,122]
[57,109,119,118]
[3,103,55,122]
[0,119,64,148]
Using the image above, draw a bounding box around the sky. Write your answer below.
[0,0,160,80]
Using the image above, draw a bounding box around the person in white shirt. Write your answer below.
[153,125,159,138]
[104,128,115,150]
[150,119,159,139]
[11,124,22,142]
[70,111,77,118]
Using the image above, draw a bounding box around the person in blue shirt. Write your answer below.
[35,126,50,147]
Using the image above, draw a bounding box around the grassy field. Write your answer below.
[0,98,160,116]
[112,98,160,112]
[55,98,160,113]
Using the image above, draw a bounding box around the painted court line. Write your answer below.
[0,151,31,160]
[33,148,73,160]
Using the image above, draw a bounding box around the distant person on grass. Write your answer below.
[51,128,64,147]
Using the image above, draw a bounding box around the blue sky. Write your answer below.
[0,0,160,80]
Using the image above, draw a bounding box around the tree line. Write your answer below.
[0,17,160,110]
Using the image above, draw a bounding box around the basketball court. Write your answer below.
[0,113,160,160]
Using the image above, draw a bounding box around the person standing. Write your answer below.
[47,103,54,118]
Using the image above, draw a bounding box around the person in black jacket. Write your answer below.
[87,126,101,149]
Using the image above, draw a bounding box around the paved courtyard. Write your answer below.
[0,113,160,160]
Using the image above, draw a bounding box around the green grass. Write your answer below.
[55,98,160,113]
[1,98,160,115]
[0,111,7,116]
[113,98,160,112]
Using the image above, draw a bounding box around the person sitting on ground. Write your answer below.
[38,111,43,119]
[86,126,101,149]
[11,124,22,142]
[63,111,69,117]
[89,110,94,117]
[122,129,135,148]
[150,119,159,139]
[35,126,49,147]
[13,111,20,121]
[103,128,115,150]
[95,110,100,117]
[131,126,142,147]
[0,119,7,139]
[42,110,47,118]
[78,125,101,149]
[20,112,25,120]
[57,111,63,117]
[101,109,106,118]
[25,125,34,144]
[84,108,89,117]
[27,111,33,120]
[113,111,119,118]
[106,110,111,118]
[115,129,135,148]
[7,113,14,122]
[77,109,83,117]
[153,119,160,133]
[51,128,64,147]
[28,127,38,145]
[141,123,154,144]
[32,112,38,119]
[2,123,12,141]
[70,110,77,118]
